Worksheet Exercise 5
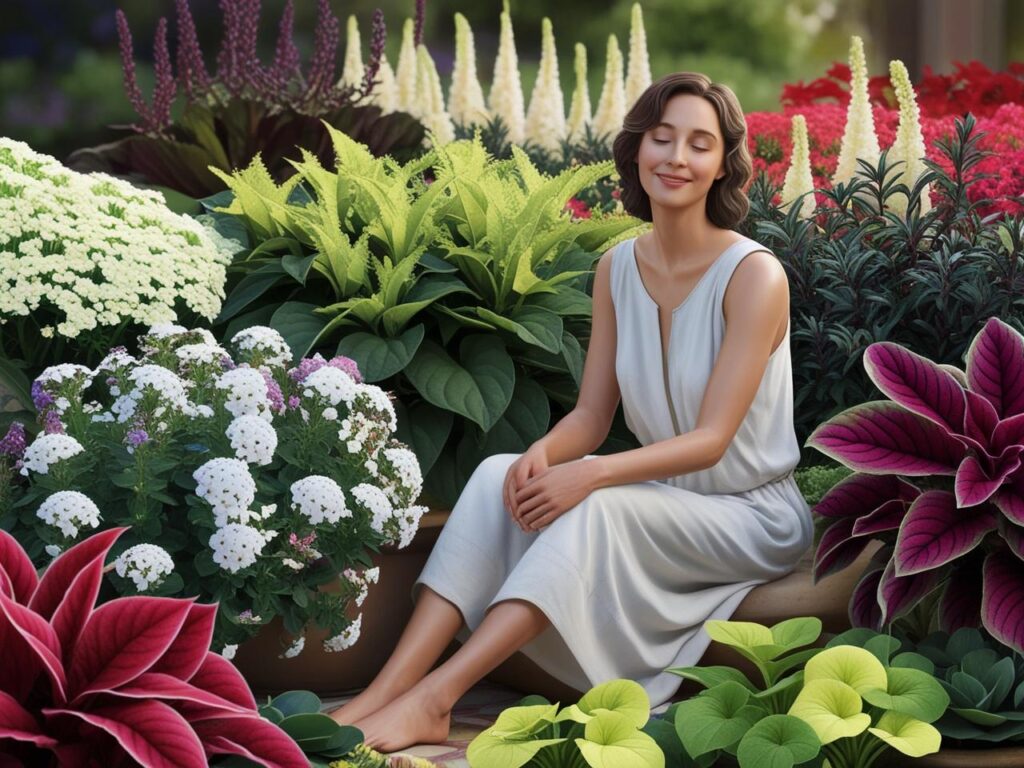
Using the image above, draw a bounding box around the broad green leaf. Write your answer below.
[704,620,787,663]
[0,356,32,411]
[281,253,317,285]
[861,667,950,723]
[269,690,321,717]
[890,652,935,675]
[394,400,453,478]
[788,679,870,745]
[487,703,560,739]
[666,666,756,692]
[575,709,665,768]
[381,273,475,336]
[476,306,563,353]
[528,286,594,317]
[735,714,820,768]
[336,324,425,383]
[673,681,763,757]
[770,618,822,651]
[479,377,550,456]
[217,262,286,322]
[577,679,651,730]
[270,302,329,362]
[803,645,887,695]
[867,711,941,757]
[404,340,497,431]
[460,335,515,431]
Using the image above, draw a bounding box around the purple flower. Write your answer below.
[126,428,150,448]
[414,0,426,47]
[261,368,285,414]
[0,422,27,460]
[327,355,362,383]
[42,410,65,435]
[287,355,327,383]
[362,9,386,98]
[287,395,301,410]
[31,380,55,411]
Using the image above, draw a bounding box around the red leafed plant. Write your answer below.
[0,527,307,767]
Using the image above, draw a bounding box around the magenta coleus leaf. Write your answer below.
[878,559,941,625]
[966,317,1024,420]
[29,527,125,620]
[0,530,39,605]
[0,690,56,748]
[1002,520,1024,561]
[994,471,1024,525]
[192,715,309,768]
[814,518,870,582]
[851,499,908,537]
[68,597,192,703]
[110,672,249,715]
[186,653,257,711]
[849,562,884,631]
[894,491,997,574]
[51,556,105,666]
[992,412,1024,455]
[962,389,999,451]
[864,342,967,433]
[147,603,217,682]
[807,402,964,475]
[939,566,983,633]
[814,473,920,518]
[45,700,206,768]
[981,549,1024,653]
[0,592,67,704]
[955,446,1024,507]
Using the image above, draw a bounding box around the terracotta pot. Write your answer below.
[882,744,1024,767]
[233,511,447,697]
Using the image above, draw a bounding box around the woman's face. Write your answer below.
[635,92,727,212]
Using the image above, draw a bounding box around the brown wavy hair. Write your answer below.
[612,72,752,228]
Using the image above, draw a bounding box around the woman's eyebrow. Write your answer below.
[652,122,718,141]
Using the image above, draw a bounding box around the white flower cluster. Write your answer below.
[290,475,351,525]
[111,364,194,423]
[194,457,258,524]
[356,384,397,433]
[323,614,362,653]
[96,348,137,373]
[381,447,423,503]
[226,414,278,466]
[231,326,291,368]
[37,363,92,388]
[175,342,231,369]
[343,566,380,607]
[281,635,305,658]
[0,138,230,338]
[351,483,394,534]
[302,366,358,407]
[209,522,267,574]
[36,490,101,538]
[216,367,272,421]
[114,543,175,591]
[20,433,84,475]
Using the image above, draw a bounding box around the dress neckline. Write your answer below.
[629,236,750,315]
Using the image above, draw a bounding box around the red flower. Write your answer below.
[0,528,307,767]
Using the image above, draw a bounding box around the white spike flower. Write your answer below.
[395,18,419,116]
[781,115,817,219]
[624,3,652,110]
[832,35,880,188]
[566,43,592,143]
[592,34,626,146]
[888,59,932,216]
[339,15,364,89]
[448,13,489,127]
[524,18,566,152]
[488,5,526,145]
[366,52,398,113]
[416,45,456,148]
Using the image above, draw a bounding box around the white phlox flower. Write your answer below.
[280,635,306,658]
[215,366,272,421]
[350,483,393,534]
[114,543,175,591]
[323,614,362,652]
[302,366,358,407]
[193,457,257,523]
[21,433,84,475]
[225,414,278,466]
[230,326,291,369]
[36,490,101,538]
[382,446,424,501]
[290,475,351,525]
[209,522,266,573]
[111,364,194,422]
[175,342,231,369]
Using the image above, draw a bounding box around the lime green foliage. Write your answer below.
[208,127,643,504]
[651,619,949,768]
[466,679,663,768]
[795,464,852,506]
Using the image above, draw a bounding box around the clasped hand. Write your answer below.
[503,455,598,533]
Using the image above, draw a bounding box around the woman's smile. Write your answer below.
[656,173,691,188]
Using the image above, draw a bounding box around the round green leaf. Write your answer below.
[868,711,942,757]
[769,617,823,651]
[404,339,508,431]
[674,682,763,758]
[803,645,887,695]
[788,679,871,744]
[861,667,950,723]
[576,710,666,768]
[577,679,651,729]
[270,301,329,362]
[336,324,425,382]
[269,690,321,717]
[736,714,820,768]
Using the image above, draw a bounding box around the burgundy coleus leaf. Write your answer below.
[0,530,39,605]
[29,527,125,620]
[894,491,997,574]
[981,549,1024,653]
[863,342,966,434]
[192,715,308,768]
[851,499,908,537]
[44,700,206,768]
[186,652,257,712]
[0,591,67,704]
[109,672,250,715]
[991,412,1024,456]
[994,470,1024,525]
[814,473,920,519]
[1001,519,1024,561]
[961,389,1000,455]
[955,445,1023,508]
[878,558,941,625]
[814,518,870,582]
[939,565,983,632]
[849,561,885,631]
[68,597,192,703]
[51,554,106,666]
[966,317,1024,420]
[146,603,217,681]
[806,401,965,475]
[0,690,56,748]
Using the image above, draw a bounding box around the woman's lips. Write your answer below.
[657,174,690,188]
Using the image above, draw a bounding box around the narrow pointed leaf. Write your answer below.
[187,652,258,710]
[147,602,217,681]
[0,530,38,604]
[0,592,66,702]
[849,562,884,630]
[851,499,907,537]
[50,555,105,665]
[0,690,56,748]
[109,672,250,714]
[966,317,1024,419]
[30,527,125,620]
[814,473,920,519]
[994,472,1024,525]
[963,390,1000,448]
[991,412,1024,455]
[879,559,941,624]
[956,448,1022,508]
[814,518,870,582]
[894,491,997,574]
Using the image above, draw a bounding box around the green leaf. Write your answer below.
[269,690,321,717]
[527,286,594,317]
[576,709,665,768]
[861,667,950,723]
[281,253,318,285]
[336,324,425,383]
[278,712,340,750]
[217,262,287,322]
[461,335,515,431]
[0,356,33,411]
[666,666,756,692]
[867,711,941,757]
[770,618,823,651]
[271,302,330,362]
[475,306,563,353]
[735,714,820,768]
[673,681,764,758]
[577,679,652,729]
[393,400,453,478]
[479,377,550,456]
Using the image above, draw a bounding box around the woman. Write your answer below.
[330,71,813,752]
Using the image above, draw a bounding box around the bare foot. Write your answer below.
[352,683,452,753]
[329,679,411,726]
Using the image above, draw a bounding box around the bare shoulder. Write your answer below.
[723,247,789,319]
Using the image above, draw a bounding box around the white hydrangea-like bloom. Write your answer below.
[96,347,137,373]
[566,44,592,144]
[21,434,84,475]
[280,635,306,658]
[395,18,418,115]
[226,414,278,466]
[36,490,101,538]
[194,457,257,520]
[215,367,272,421]
[230,326,291,369]
[365,52,398,113]
[416,45,456,148]
[146,323,188,340]
[175,342,230,368]
[781,115,817,219]
[323,614,362,652]
[303,366,358,407]
[351,483,393,534]
[888,59,932,216]
[488,9,526,144]
[114,543,175,591]
[356,383,397,432]
[209,523,266,573]
[339,15,364,89]
[393,505,427,549]
[624,3,652,111]
[592,34,626,146]
[448,13,489,127]
[832,36,880,187]
[382,446,423,500]
[111,364,193,422]
[290,475,351,525]
[524,19,566,152]
[0,140,229,339]
[36,363,92,387]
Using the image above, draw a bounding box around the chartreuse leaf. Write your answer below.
[666,665,756,692]
[803,645,888,695]
[704,621,787,665]
[770,618,822,650]
[575,709,665,768]
[577,679,651,730]
[736,714,820,768]
[788,679,871,744]
[867,711,942,757]
[466,704,564,768]
[673,681,765,758]
[861,667,950,723]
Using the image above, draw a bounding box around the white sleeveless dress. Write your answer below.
[411,235,813,708]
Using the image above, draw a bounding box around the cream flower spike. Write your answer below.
[592,34,626,146]
[625,3,652,110]
[338,15,364,89]
[781,114,817,219]
[888,59,932,215]
[489,1,526,145]
[395,18,419,116]
[832,35,880,188]
[525,18,566,152]
[417,45,456,147]
[449,12,489,128]
[566,43,592,143]
[366,52,398,113]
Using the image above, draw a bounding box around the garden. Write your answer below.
[1,1,1023,766]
